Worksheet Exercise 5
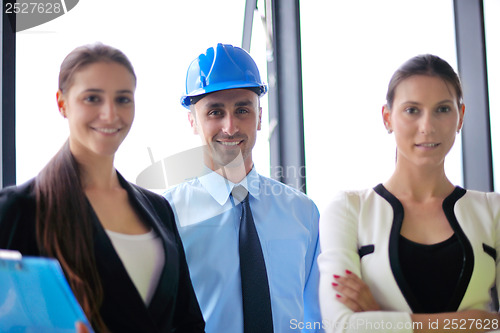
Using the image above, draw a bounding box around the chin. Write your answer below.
[92,145,121,157]
[210,154,244,169]
[213,149,242,163]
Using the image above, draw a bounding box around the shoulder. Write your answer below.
[258,174,317,207]
[462,188,500,202]
[128,181,171,209]
[256,175,320,225]
[118,175,176,223]
[0,179,36,209]
[117,171,171,208]
[319,187,384,237]
[163,178,200,199]
[0,179,37,248]
[322,187,377,215]
[460,188,500,216]
[162,179,205,213]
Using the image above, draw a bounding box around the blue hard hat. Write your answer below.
[181,43,268,108]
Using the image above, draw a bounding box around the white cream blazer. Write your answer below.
[318,185,500,333]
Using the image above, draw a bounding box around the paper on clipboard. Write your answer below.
[0,250,93,333]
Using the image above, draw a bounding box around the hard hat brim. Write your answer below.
[181,81,267,108]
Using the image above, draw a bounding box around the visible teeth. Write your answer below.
[220,141,240,146]
[419,143,438,147]
[96,128,119,134]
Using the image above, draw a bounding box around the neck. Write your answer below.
[71,149,119,191]
[206,160,252,184]
[204,150,254,183]
[384,160,454,201]
[218,165,251,184]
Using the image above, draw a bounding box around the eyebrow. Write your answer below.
[117,90,134,94]
[83,89,104,93]
[82,89,134,94]
[235,100,254,107]
[205,102,225,109]
[402,99,454,105]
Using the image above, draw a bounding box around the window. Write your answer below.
[301,0,461,210]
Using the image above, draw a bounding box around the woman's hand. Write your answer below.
[332,270,381,312]
[75,322,90,333]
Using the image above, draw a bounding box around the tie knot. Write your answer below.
[232,185,249,203]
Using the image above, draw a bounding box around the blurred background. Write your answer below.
[3,0,499,211]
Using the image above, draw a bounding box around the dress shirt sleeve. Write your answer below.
[303,204,324,332]
[317,191,412,333]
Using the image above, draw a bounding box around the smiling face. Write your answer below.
[57,61,136,160]
[189,88,262,173]
[383,74,464,170]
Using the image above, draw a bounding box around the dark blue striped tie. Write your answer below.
[234,187,273,333]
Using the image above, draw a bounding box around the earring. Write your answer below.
[387,128,393,134]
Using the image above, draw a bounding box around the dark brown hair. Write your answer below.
[35,43,136,332]
[385,54,463,109]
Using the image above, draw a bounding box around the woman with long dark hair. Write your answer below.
[318,54,500,332]
[0,43,204,333]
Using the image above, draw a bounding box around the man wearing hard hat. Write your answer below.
[164,43,322,333]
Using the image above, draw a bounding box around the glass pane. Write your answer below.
[16,0,270,189]
[484,0,500,192]
[301,0,461,210]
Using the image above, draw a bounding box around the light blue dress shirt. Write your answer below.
[164,167,323,333]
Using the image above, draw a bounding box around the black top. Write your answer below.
[0,173,205,333]
[374,183,472,313]
[399,233,463,313]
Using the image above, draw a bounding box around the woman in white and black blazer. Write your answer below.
[318,54,500,333]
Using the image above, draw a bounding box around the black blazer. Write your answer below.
[0,173,205,333]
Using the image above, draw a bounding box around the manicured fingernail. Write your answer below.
[345,269,352,274]
[333,274,340,279]
[332,282,338,287]
[336,294,342,298]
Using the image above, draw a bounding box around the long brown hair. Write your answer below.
[35,43,136,332]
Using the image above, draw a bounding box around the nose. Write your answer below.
[222,114,238,136]
[100,100,118,122]
[419,110,436,135]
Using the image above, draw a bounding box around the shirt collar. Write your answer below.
[198,166,261,206]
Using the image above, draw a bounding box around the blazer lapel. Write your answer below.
[116,173,178,328]
[91,206,160,332]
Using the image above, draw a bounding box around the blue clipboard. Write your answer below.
[0,250,93,333]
